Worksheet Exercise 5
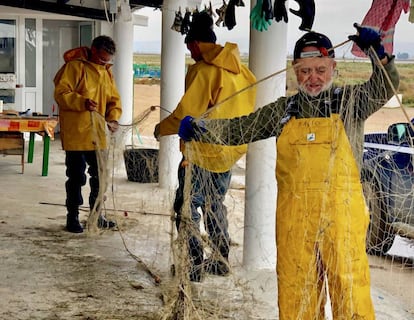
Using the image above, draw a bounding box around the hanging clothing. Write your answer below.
[275,115,375,319]
[352,0,410,57]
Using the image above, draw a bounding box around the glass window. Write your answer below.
[25,18,36,87]
[0,19,16,73]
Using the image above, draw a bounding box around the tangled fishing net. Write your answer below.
[85,41,413,320]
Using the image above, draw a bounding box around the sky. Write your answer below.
[133,0,414,57]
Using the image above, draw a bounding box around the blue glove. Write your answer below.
[179,116,196,142]
[348,23,386,59]
[179,116,207,141]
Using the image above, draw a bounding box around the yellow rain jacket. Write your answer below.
[54,47,122,151]
[158,42,256,173]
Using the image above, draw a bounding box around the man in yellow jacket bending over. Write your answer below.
[54,35,122,233]
[154,11,256,282]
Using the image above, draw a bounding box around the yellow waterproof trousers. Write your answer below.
[275,115,375,320]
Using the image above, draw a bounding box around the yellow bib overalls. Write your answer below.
[275,115,375,320]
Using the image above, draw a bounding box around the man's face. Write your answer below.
[186,42,202,61]
[90,47,113,65]
[293,46,336,97]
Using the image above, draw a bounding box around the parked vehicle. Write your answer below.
[361,119,414,256]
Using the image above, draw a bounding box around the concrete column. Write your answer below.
[243,11,288,270]
[158,0,187,189]
[113,6,134,126]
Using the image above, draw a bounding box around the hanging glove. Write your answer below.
[225,0,237,30]
[205,2,216,17]
[348,23,386,60]
[289,0,315,31]
[180,10,191,35]
[250,0,272,32]
[171,10,183,32]
[215,0,228,27]
[262,0,274,20]
[273,0,288,23]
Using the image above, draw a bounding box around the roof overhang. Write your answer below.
[0,0,162,21]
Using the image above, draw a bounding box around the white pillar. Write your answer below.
[243,12,288,270]
[158,0,186,189]
[113,7,134,126]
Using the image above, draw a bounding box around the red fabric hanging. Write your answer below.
[351,0,410,57]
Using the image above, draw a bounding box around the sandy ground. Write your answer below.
[0,84,413,319]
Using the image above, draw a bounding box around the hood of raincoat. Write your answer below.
[198,42,243,75]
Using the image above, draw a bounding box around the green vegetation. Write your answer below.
[133,54,414,108]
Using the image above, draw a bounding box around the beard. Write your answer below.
[298,78,334,97]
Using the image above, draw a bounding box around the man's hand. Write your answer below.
[348,23,386,60]
[85,98,98,111]
[107,120,119,133]
[154,123,161,141]
[179,116,196,142]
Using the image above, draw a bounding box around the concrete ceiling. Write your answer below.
[0,0,162,21]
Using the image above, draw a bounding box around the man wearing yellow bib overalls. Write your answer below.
[179,24,399,319]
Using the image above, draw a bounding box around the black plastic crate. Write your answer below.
[123,147,159,183]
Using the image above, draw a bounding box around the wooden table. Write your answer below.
[0,116,58,176]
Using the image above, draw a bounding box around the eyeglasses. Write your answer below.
[92,49,114,65]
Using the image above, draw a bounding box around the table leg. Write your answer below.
[42,135,50,177]
[28,132,35,163]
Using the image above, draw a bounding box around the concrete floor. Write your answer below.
[0,136,412,319]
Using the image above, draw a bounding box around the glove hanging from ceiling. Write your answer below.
[171,8,183,32]
[250,0,272,31]
[215,0,228,27]
[180,9,192,35]
[225,0,237,30]
[224,0,246,30]
[273,0,288,22]
[204,1,216,18]
[262,0,274,20]
[289,0,315,31]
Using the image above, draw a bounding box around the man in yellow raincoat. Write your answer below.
[179,25,399,318]
[154,11,256,282]
[54,35,122,233]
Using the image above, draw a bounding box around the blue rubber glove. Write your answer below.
[179,116,196,142]
[348,23,386,59]
[179,116,207,141]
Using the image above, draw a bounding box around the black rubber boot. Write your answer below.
[66,213,83,233]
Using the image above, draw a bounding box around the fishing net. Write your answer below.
[89,44,414,319]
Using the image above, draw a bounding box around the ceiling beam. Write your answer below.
[0,0,162,20]
[0,0,112,20]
